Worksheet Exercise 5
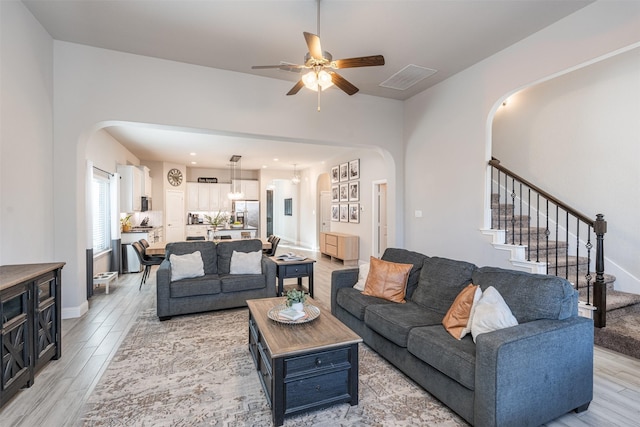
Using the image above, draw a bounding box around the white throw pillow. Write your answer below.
[230,250,262,274]
[471,286,518,343]
[459,286,483,339]
[170,251,205,282]
[353,262,370,291]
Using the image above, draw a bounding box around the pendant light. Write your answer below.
[291,164,301,185]
[227,155,244,200]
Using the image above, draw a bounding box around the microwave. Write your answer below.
[141,197,151,212]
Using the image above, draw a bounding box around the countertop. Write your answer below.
[186,224,257,231]
[122,226,163,234]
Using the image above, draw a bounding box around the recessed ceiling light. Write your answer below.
[191,161,197,165]
[190,152,196,156]
[262,165,268,168]
[273,158,279,162]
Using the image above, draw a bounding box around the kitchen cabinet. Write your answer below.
[232,179,260,200]
[319,232,359,266]
[0,263,64,408]
[140,166,152,198]
[118,165,143,212]
[187,183,230,212]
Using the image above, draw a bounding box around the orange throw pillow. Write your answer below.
[361,256,413,303]
[443,284,480,340]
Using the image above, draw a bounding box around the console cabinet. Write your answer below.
[0,263,64,407]
[319,232,359,266]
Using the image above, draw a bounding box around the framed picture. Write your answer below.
[284,198,292,216]
[331,204,339,221]
[331,185,339,202]
[339,162,349,182]
[349,159,360,180]
[339,183,349,201]
[339,204,349,222]
[348,181,359,201]
[331,165,340,183]
[349,204,360,223]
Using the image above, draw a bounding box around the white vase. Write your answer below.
[291,302,304,313]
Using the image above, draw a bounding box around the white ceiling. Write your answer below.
[23,0,592,170]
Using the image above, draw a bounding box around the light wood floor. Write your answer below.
[1,244,639,426]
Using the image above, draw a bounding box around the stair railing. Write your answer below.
[489,158,608,327]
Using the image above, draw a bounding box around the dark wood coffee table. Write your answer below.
[247,297,362,426]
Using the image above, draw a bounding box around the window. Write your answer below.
[92,173,111,254]
[284,198,292,216]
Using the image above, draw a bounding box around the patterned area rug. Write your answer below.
[78,308,466,426]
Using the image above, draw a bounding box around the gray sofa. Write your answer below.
[157,240,276,320]
[331,248,593,427]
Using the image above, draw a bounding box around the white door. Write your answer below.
[373,182,388,257]
[166,190,185,242]
[320,191,331,232]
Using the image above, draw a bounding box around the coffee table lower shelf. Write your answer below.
[247,298,361,426]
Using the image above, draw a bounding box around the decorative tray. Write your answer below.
[267,303,321,325]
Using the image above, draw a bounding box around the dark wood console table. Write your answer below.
[0,262,65,407]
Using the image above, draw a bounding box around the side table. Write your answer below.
[271,257,316,297]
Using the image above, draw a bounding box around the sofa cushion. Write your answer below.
[230,250,262,274]
[472,266,578,323]
[364,302,442,348]
[407,325,477,390]
[169,251,205,281]
[216,240,263,274]
[220,274,266,292]
[362,257,413,303]
[170,274,222,298]
[471,286,518,343]
[165,241,217,275]
[442,284,481,340]
[336,287,394,320]
[381,248,429,299]
[353,262,370,291]
[410,257,477,316]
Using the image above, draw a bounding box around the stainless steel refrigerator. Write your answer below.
[232,200,259,234]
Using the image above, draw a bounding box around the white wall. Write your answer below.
[493,47,640,293]
[403,2,640,273]
[86,128,140,173]
[0,0,54,264]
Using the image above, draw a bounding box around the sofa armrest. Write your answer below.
[331,268,359,315]
[156,259,172,318]
[474,316,593,427]
[262,256,277,297]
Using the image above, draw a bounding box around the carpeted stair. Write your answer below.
[491,193,640,359]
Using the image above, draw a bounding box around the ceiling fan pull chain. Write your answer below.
[317,88,321,112]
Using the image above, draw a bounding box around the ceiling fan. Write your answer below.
[251,0,384,108]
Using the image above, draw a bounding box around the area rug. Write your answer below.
[78,308,466,426]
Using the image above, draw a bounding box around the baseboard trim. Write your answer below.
[62,300,89,319]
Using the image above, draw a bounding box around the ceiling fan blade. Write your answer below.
[303,32,323,60]
[252,64,305,71]
[330,72,359,96]
[286,80,305,96]
[333,55,385,69]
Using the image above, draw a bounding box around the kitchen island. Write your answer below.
[185,224,257,240]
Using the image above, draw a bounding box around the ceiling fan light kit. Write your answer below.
[251,0,384,110]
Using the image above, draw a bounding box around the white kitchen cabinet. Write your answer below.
[219,183,231,210]
[232,180,260,200]
[186,183,199,211]
[140,166,152,198]
[185,224,208,238]
[118,165,143,212]
[187,183,228,212]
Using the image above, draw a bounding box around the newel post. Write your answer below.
[593,214,607,328]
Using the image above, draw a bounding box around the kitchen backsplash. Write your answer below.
[129,210,163,227]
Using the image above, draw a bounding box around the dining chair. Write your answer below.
[132,241,163,290]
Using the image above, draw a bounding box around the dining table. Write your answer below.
[145,238,271,257]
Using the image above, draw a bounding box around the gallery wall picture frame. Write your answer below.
[331,165,340,183]
[331,185,339,202]
[340,204,349,222]
[339,183,349,201]
[348,181,359,201]
[349,204,360,223]
[349,159,360,180]
[284,198,293,216]
[331,204,339,221]
[339,162,349,182]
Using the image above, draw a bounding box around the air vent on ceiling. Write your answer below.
[379,64,437,91]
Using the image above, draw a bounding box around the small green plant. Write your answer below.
[205,211,229,228]
[120,214,132,230]
[286,289,307,306]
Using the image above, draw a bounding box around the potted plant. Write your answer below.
[205,211,229,229]
[120,214,132,232]
[286,289,307,312]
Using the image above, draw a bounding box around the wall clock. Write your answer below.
[167,168,183,186]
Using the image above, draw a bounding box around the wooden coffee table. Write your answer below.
[247,297,362,426]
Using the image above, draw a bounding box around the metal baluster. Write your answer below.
[527,189,531,261]
[510,178,516,245]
